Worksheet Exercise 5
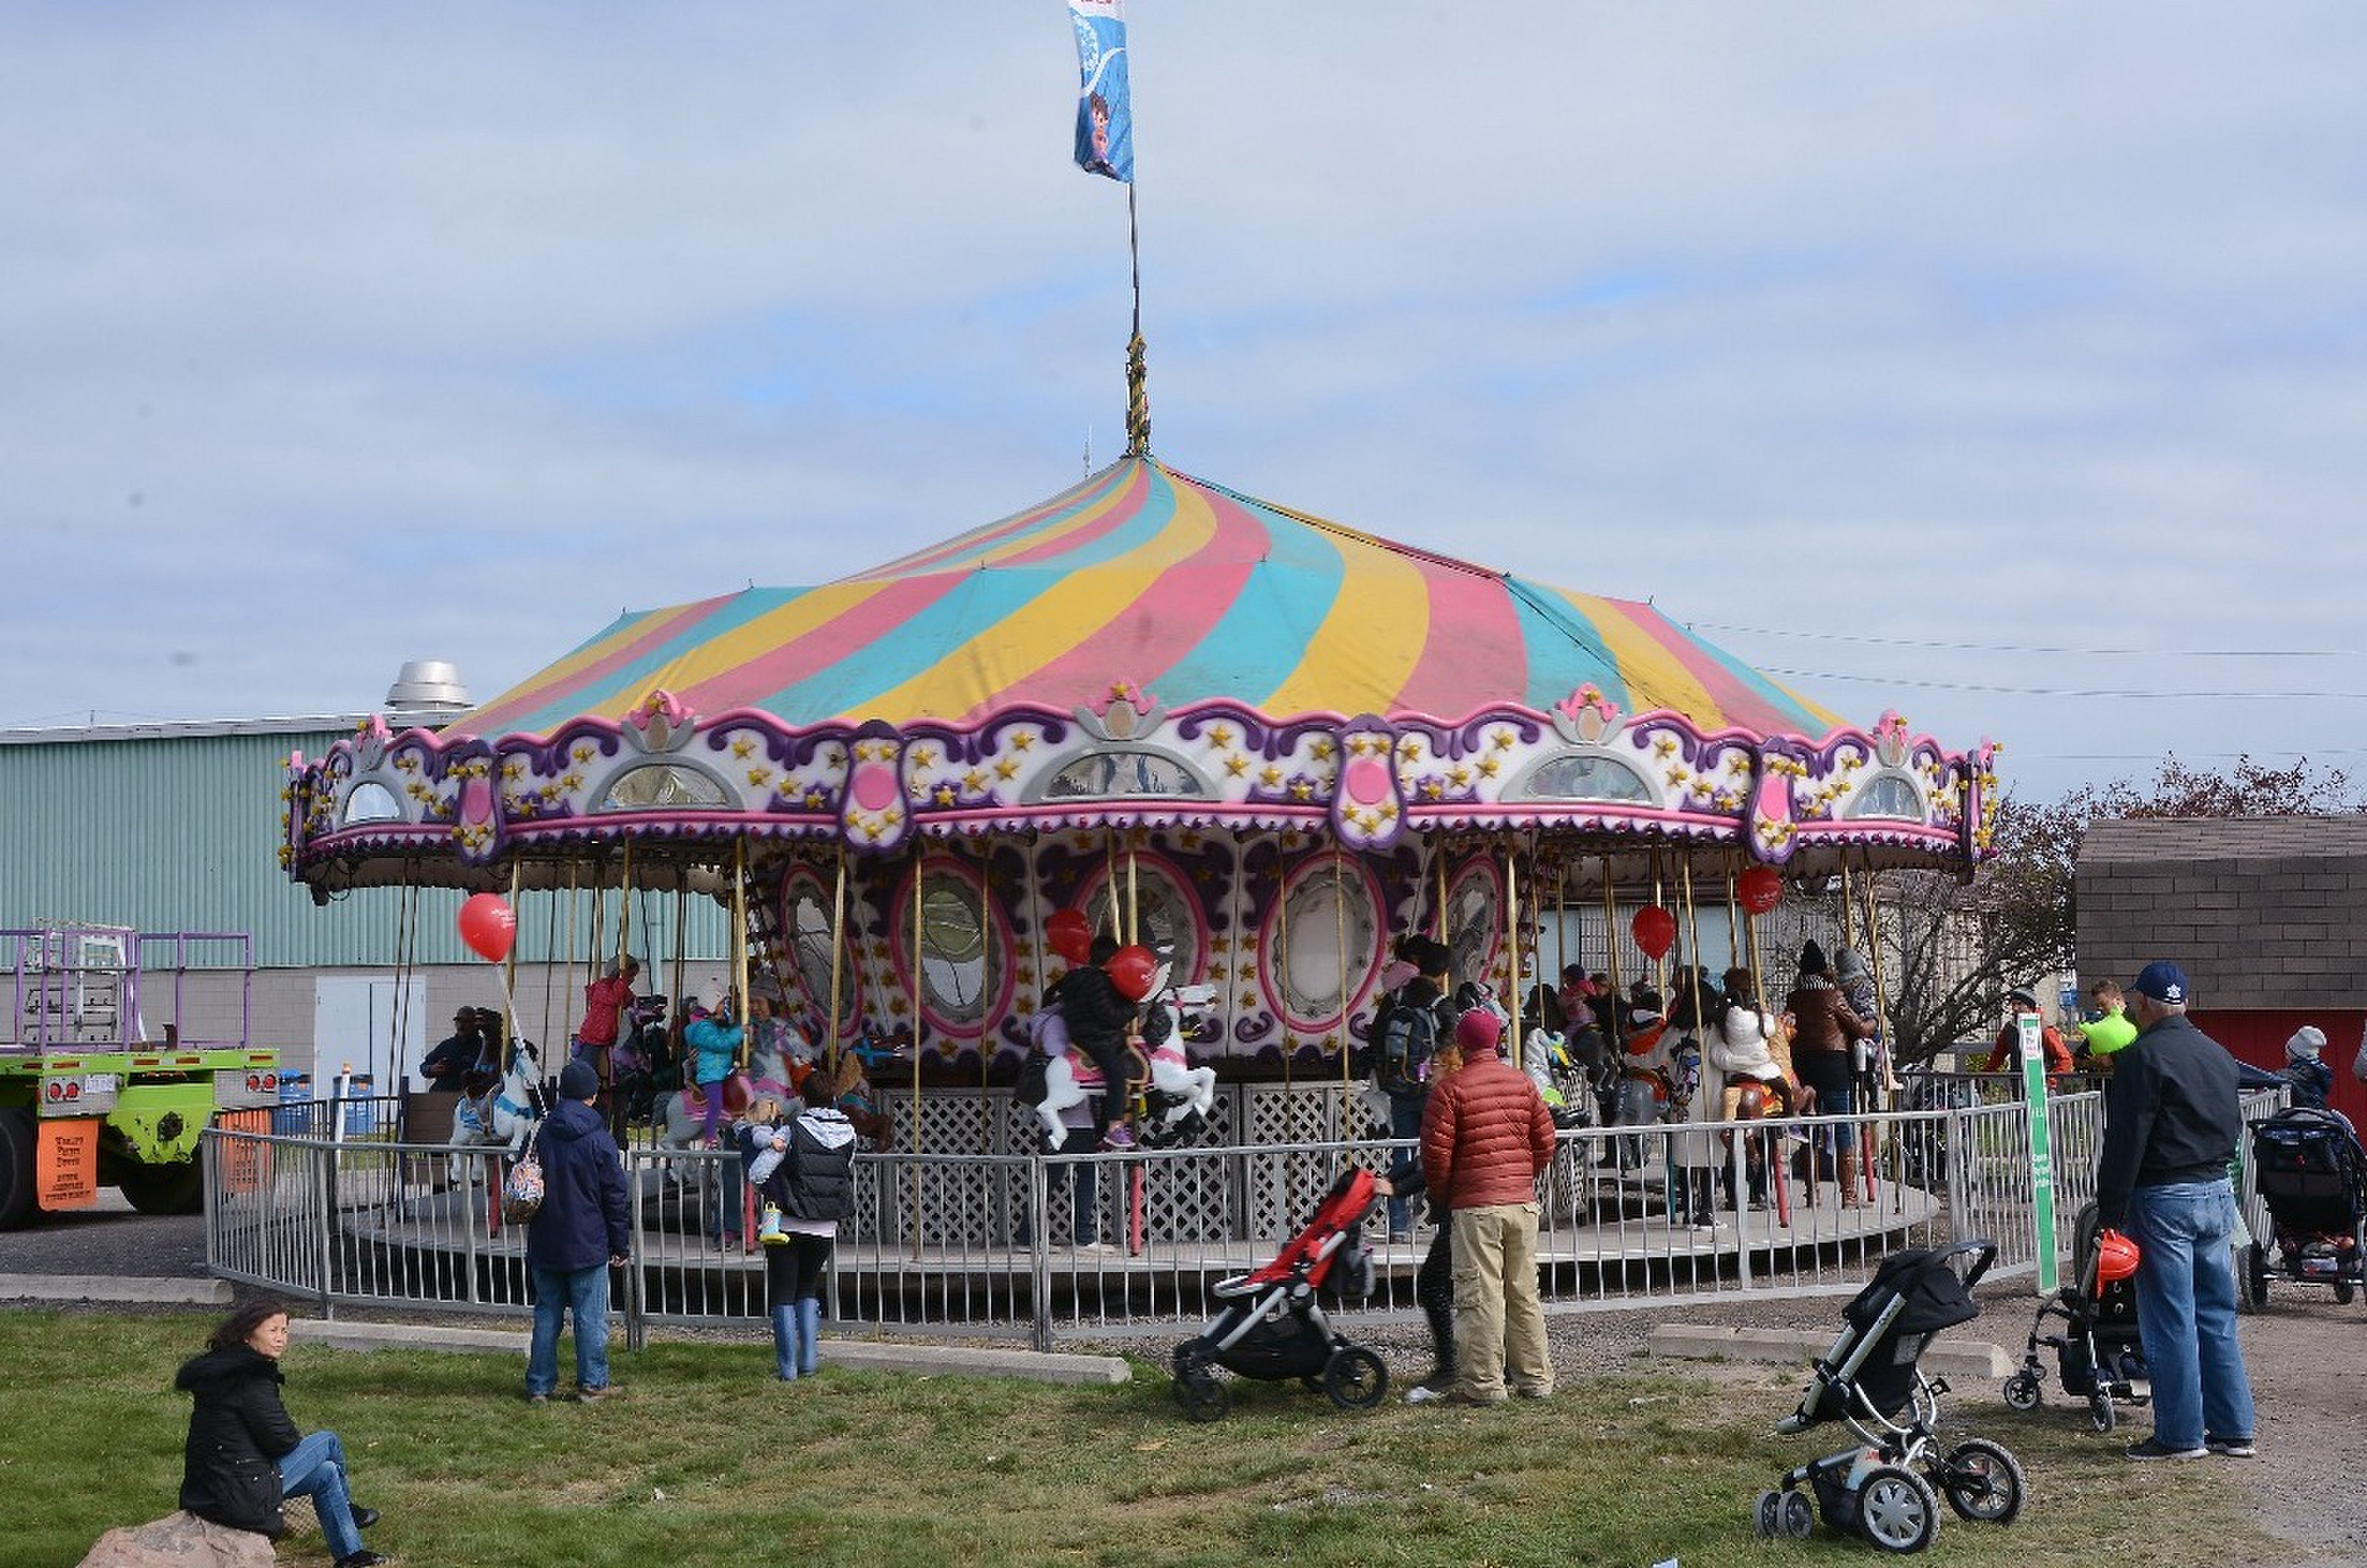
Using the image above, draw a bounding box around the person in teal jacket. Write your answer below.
[685,988,744,1147]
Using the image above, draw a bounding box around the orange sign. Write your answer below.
[36,1119,99,1210]
[220,1109,273,1194]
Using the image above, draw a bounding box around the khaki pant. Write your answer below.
[1449,1202,1552,1402]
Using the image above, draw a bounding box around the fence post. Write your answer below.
[1945,1103,1972,1248]
[1029,1150,1052,1354]
[1730,1128,1754,1291]
[315,1141,337,1319]
[626,1148,647,1353]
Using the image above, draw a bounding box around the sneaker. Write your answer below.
[2206,1435,2258,1458]
[1101,1125,1137,1151]
[1387,1230,1412,1245]
[577,1384,618,1403]
[2125,1437,2207,1461]
[526,1392,549,1405]
[335,1553,388,1568]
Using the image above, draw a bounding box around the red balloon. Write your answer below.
[1631,905,1677,962]
[1737,866,1784,916]
[457,892,517,963]
[1106,943,1158,1003]
[1044,908,1093,966]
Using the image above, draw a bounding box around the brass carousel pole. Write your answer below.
[1504,841,1523,1071]
[826,845,848,1085]
[976,837,993,1150]
[909,848,924,1258]
[1334,844,1351,1136]
[1601,862,1622,1016]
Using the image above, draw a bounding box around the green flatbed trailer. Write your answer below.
[0,926,281,1228]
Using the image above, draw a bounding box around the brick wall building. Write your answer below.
[2077,816,2367,1126]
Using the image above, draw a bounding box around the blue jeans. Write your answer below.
[278,1429,364,1561]
[528,1262,613,1395]
[1387,1095,1424,1236]
[1019,1127,1101,1247]
[2127,1180,2255,1450]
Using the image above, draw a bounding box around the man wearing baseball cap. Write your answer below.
[2094,961,2256,1461]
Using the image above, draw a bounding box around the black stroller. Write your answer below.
[2002,1203,2151,1432]
[1171,1168,1389,1421]
[1757,1240,2027,1555]
[2244,1105,2367,1309]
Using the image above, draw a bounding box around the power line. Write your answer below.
[1757,666,2367,701]
[1688,619,2361,661]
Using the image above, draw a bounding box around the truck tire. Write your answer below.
[118,1157,206,1216]
[0,1108,35,1230]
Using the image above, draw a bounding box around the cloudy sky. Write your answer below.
[7,3,2363,804]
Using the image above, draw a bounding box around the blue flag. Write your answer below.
[1070,0,1134,182]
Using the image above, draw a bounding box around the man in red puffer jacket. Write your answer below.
[1419,1008,1558,1406]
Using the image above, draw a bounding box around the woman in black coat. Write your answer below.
[176,1298,385,1568]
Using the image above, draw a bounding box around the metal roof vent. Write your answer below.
[384,660,472,721]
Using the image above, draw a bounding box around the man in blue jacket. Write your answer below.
[2094,961,2256,1461]
[525,1058,631,1403]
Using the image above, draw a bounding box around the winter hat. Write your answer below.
[558,1058,600,1102]
[1834,948,1869,982]
[2286,1026,2328,1061]
[1400,935,1452,977]
[1798,940,1829,977]
[1455,1007,1505,1056]
[1376,958,1419,994]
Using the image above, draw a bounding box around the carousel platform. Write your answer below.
[329,1162,1943,1328]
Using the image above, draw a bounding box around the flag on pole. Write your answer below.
[1070,0,1134,182]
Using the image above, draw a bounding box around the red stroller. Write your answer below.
[1171,1168,1389,1421]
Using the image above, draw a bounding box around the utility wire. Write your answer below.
[1687,619,2362,661]
[1757,666,2367,701]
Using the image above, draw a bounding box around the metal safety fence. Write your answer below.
[201,1085,2279,1352]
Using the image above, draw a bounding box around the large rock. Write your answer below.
[76,1511,274,1568]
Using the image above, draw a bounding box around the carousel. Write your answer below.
[281,450,1999,1176]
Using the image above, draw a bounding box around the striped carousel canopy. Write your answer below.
[457,457,1838,742]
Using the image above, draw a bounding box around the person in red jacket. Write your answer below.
[1982,988,2075,1079]
[1418,1008,1558,1406]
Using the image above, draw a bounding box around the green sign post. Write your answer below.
[2018,1012,2058,1296]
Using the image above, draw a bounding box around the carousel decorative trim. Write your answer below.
[284,688,1997,885]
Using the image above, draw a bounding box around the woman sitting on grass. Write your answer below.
[176,1296,385,1568]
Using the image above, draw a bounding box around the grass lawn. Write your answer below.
[3,1309,2272,1568]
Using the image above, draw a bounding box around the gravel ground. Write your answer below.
[4,1210,2358,1561]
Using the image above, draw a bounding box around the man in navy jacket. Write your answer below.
[525,1058,631,1403]
[2095,961,2256,1461]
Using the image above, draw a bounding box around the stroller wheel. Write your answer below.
[1856,1465,1941,1554]
[2001,1372,2042,1412]
[1780,1489,1817,1538]
[1172,1369,1230,1423]
[2088,1393,2116,1434]
[2243,1242,2270,1312]
[1321,1346,1389,1411]
[1935,1438,2026,1526]
[2335,1280,2356,1306]
[1754,1490,1783,1536]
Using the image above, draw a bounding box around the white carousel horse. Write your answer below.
[1137,984,1218,1145]
[1030,1008,1101,1147]
[488,1036,546,1153]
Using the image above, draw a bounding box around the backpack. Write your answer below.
[1014,1007,1066,1107]
[1377,999,1439,1099]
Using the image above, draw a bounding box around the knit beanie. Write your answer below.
[558,1058,600,1101]
[2286,1026,2328,1061]
[1798,940,1829,977]
[1455,1008,1505,1056]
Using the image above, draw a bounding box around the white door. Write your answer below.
[312,976,429,1095]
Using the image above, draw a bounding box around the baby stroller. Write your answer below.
[2244,1105,2367,1309]
[1757,1240,2026,1554]
[1171,1168,1389,1422]
[2002,1203,2150,1431]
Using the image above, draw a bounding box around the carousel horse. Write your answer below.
[487,1036,547,1154]
[1135,983,1219,1147]
[1029,1008,1103,1148]
[445,1067,502,1185]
